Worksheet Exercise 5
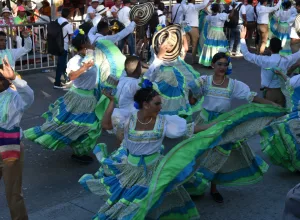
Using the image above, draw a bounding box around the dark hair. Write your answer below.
[248,0,253,4]
[282,0,291,9]
[72,33,87,51]
[134,88,159,108]
[211,3,220,13]
[176,0,182,3]
[123,0,131,4]
[269,37,282,53]
[0,71,10,93]
[97,21,109,33]
[0,31,7,37]
[296,0,300,6]
[259,0,267,4]
[125,56,140,75]
[147,12,159,37]
[158,2,164,11]
[61,8,70,18]
[212,52,229,64]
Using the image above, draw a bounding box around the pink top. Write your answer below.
[0,16,16,33]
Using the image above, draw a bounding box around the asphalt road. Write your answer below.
[0,55,299,220]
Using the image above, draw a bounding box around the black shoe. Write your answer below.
[71,154,94,164]
[210,191,224,203]
[53,83,66,89]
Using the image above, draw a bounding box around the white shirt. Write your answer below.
[241,39,300,88]
[118,6,131,27]
[0,78,34,131]
[66,55,97,90]
[57,17,73,51]
[274,8,294,22]
[88,21,136,45]
[206,13,229,28]
[256,0,282,24]
[181,0,210,27]
[0,37,32,70]
[86,6,96,22]
[172,3,184,24]
[111,5,121,13]
[289,74,300,88]
[245,4,255,22]
[116,76,140,111]
[157,10,166,25]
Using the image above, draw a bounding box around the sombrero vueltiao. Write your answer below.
[129,2,155,26]
[295,14,300,38]
[152,25,182,62]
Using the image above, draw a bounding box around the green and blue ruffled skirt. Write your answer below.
[24,86,100,156]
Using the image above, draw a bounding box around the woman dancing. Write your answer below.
[79,85,214,219]
[189,52,278,203]
[24,30,99,163]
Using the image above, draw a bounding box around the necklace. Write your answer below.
[212,75,226,86]
[137,116,152,125]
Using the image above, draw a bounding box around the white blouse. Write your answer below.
[289,74,300,89]
[189,75,257,113]
[274,8,294,23]
[66,55,97,90]
[110,109,194,155]
[206,13,229,28]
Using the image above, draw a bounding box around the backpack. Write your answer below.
[224,3,243,29]
[79,21,94,35]
[47,19,69,56]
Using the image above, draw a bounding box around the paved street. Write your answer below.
[0,55,299,220]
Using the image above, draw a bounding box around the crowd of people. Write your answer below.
[1,0,300,220]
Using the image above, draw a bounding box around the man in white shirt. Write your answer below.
[256,0,282,54]
[54,8,73,89]
[172,0,184,24]
[85,0,100,22]
[244,0,256,47]
[111,0,122,19]
[118,0,135,55]
[88,18,138,45]
[181,0,211,63]
[229,1,247,56]
[240,26,300,106]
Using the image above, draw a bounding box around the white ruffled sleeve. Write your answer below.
[188,75,207,100]
[289,75,300,89]
[66,56,81,75]
[109,108,133,136]
[164,115,194,138]
[232,80,257,102]
[219,13,229,21]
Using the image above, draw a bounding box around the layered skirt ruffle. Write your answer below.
[198,11,209,56]
[260,112,300,172]
[24,87,100,156]
[270,16,292,56]
[199,26,228,67]
[79,144,200,220]
[152,58,200,117]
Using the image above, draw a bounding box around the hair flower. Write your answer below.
[141,79,153,89]
[79,29,85,35]
[134,101,140,109]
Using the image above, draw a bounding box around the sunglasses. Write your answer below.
[216,62,229,67]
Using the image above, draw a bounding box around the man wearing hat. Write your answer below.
[118,0,136,56]
[85,0,99,22]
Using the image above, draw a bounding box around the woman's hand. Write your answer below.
[102,90,115,101]
[0,57,15,80]
[82,60,94,70]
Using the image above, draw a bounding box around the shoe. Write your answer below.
[71,154,94,164]
[53,83,66,89]
[210,191,224,203]
[235,52,243,57]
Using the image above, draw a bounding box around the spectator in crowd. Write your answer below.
[172,0,184,24]
[14,5,30,25]
[118,0,135,55]
[111,0,122,19]
[157,2,166,25]
[229,0,247,56]
[85,0,99,22]
[244,0,256,48]
[39,0,51,19]
[0,7,22,48]
[54,8,73,89]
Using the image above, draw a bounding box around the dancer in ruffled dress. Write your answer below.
[24,30,99,163]
[188,52,278,203]
[199,3,234,67]
[260,69,300,172]
[270,0,294,56]
[79,85,215,220]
